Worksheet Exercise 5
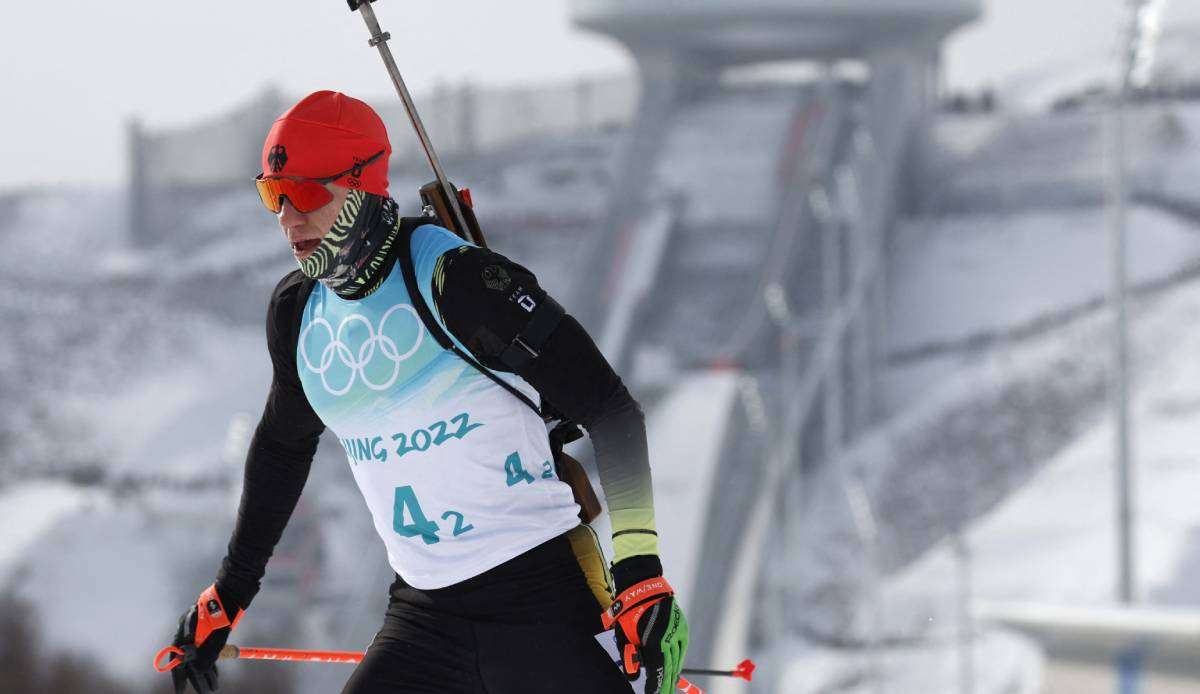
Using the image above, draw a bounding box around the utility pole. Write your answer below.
[1107,0,1134,606]
[1108,0,1167,607]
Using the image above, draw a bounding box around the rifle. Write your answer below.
[345,0,600,523]
[347,0,486,247]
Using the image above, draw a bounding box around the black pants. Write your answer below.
[341,533,632,694]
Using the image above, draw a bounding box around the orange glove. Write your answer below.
[604,558,690,694]
[168,584,245,694]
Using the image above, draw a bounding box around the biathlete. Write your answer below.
[167,90,688,694]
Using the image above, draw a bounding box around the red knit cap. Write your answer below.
[261,91,391,196]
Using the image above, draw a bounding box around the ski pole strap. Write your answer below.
[154,645,190,673]
[600,576,675,638]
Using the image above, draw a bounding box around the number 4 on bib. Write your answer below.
[504,452,536,486]
[393,485,440,545]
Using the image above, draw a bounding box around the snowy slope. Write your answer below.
[767,629,1043,694]
[887,205,1200,357]
[643,371,741,606]
[889,273,1200,612]
[891,99,1200,410]
[765,236,1200,693]
[765,88,1200,692]
[1150,6,1200,87]
[0,186,337,690]
[14,496,204,684]
[0,482,90,587]
[1142,102,1200,209]
[1,313,282,684]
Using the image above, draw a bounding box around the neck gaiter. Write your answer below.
[299,190,402,300]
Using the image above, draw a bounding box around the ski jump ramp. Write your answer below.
[570,2,985,692]
[646,371,744,604]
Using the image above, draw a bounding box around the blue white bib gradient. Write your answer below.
[297,224,581,589]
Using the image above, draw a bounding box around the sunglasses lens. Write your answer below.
[255,177,284,213]
[287,181,335,213]
[254,178,334,214]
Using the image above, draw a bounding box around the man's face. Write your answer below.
[277,183,351,262]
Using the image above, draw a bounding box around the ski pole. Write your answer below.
[678,659,756,681]
[154,644,364,669]
[154,644,754,688]
[345,0,479,245]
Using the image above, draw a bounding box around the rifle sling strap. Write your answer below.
[397,219,545,418]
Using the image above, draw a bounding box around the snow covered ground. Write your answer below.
[0,482,91,587]
[759,231,1200,692]
[891,273,1200,610]
[642,371,741,604]
[888,205,1200,357]
[756,89,1200,692]
[785,268,1200,693]
[0,186,340,690]
[889,99,1200,411]
[884,204,1200,412]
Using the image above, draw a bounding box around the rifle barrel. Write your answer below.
[354,1,473,241]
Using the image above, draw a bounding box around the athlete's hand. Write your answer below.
[606,556,690,694]
[169,584,244,694]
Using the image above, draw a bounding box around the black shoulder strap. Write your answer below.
[398,219,546,419]
[497,295,566,372]
[397,218,453,351]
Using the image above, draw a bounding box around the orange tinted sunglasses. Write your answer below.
[254,150,386,213]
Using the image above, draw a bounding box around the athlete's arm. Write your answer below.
[215,272,326,609]
[430,243,689,694]
[432,246,660,578]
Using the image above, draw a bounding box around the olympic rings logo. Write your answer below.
[299,304,426,396]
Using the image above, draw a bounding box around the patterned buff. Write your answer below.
[300,190,402,299]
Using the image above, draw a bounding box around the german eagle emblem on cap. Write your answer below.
[267,145,288,173]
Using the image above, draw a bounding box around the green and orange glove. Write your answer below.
[169,584,245,694]
[605,555,690,694]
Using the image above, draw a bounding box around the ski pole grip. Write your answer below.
[346,0,377,10]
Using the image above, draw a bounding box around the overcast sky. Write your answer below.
[0,0,1134,189]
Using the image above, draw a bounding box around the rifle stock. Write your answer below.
[556,451,603,524]
[419,180,488,248]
